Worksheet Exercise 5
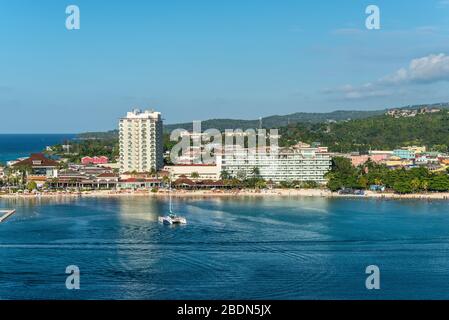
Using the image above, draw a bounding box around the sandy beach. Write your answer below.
[1,188,449,200]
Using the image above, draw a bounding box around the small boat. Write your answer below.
[158,214,187,225]
[158,179,187,225]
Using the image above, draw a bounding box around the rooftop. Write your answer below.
[13,153,59,168]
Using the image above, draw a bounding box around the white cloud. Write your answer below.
[326,53,449,100]
[382,53,449,84]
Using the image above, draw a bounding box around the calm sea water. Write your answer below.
[1,196,449,299]
[0,134,76,164]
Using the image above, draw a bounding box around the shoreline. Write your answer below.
[1,189,449,200]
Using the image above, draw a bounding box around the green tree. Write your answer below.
[410,178,421,192]
[421,179,429,192]
[255,179,267,189]
[26,181,38,192]
[429,174,449,192]
[358,176,369,189]
[236,170,247,181]
[251,167,260,178]
[393,181,413,194]
[220,170,231,180]
[191,172,200,180]
[302,180,319,189]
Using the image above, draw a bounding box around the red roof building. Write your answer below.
[81,156,109,165]
[13,153,59,169]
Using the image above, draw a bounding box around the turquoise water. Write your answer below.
[0,134,75,164]
[1,196,449,299]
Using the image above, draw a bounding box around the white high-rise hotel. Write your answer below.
[119,109,164,173]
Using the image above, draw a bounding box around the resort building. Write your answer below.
[385,156,414,168]
[350,154,390,167]
[12,153,59,187]
[49,172,120,190]
[403,146,427,154]
[164,164,220,180]
[119,109,164,173]
[217,147,332,184]
[393,149,416,160]
[81,156,109,165]
[172,178,227,190]
[118,178,162,190]
[368,150,394,156]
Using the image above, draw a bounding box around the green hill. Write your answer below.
[75,102,449,155]
[279,111,449,153]
[163,109,385,132]
[77,109,386,139]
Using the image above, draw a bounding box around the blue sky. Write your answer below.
[1,0,449,133]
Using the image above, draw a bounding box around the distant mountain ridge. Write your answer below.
[163,110,386,132]
[77,102,449,139]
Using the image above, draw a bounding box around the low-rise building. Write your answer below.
[164,164,220,180]
[385,156,414,168]
[46,165,119,189]
[172,178,226,189]
[81,156,109,165]
[393,149,416,160]
[403,146,426,154]
[350,154,390,167]
[118,178,162,190]
[12,153,59,187]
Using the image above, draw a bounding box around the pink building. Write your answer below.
[81,156,109,165]
[350,154,389,167]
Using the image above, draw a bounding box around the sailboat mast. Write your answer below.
[169,176,173,214]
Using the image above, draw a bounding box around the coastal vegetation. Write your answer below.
[327,157,449,194]
[47,138,119,163]
[279,112,449,153]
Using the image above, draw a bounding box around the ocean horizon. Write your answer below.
[0,134,76,164]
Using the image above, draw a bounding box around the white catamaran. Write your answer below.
[158,179,187,225]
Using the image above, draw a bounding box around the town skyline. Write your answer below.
[1,0,449,133]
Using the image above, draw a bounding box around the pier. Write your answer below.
[0,210,16,223]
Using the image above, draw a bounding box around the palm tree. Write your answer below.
[421,179,429,193]
[251,167,260,178]
[255,179,266,190]
[149,168,157,177]
[191,172,200,180]
[236,170,246,181]
[410,178,421,192]
[162,175,170,188]
[14,164,32,188]
[220,170,230,180]
[374,178,383,186]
